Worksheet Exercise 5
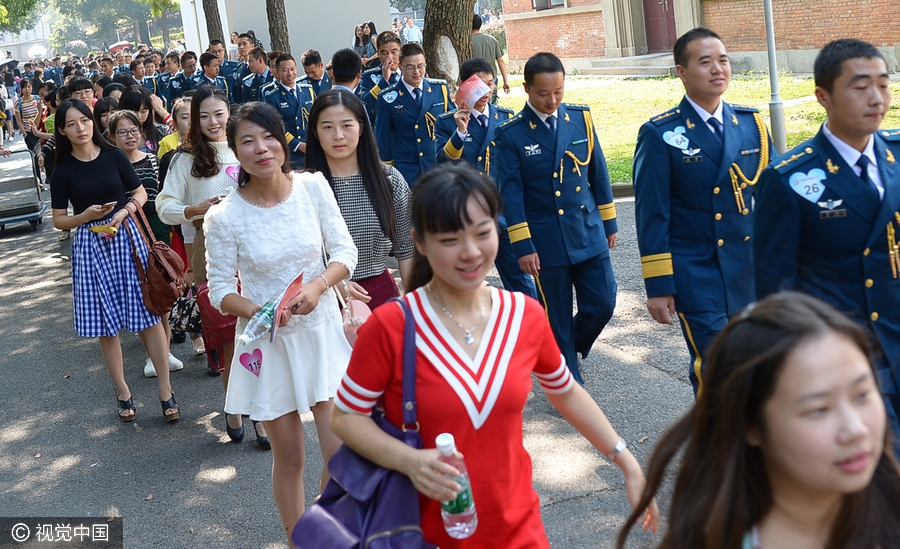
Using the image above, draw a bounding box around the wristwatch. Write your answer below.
[607,438,627,461]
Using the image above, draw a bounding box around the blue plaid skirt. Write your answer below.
[71,217,160,337]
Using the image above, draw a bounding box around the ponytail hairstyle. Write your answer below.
[407,164,502,291]
[617,291,900,549]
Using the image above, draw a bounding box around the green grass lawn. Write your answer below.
[497,76,900,183]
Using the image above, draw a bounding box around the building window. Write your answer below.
[532,0,566,10]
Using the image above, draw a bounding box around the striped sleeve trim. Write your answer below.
[597,202,617,221]
[443,137,463,160]
[508,222,531,244]
[334,376,383,415]
[640,252,674,279]
[285,131,295,143]
[534,356,575,394]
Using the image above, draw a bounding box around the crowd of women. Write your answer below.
[29,37,900,549]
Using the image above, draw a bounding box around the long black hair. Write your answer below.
[225,102,291,187]
[55,99,110,165]
[185,85,229,178]
[305,88,397,241]
[617,291,900,549]
[407,164,502,291]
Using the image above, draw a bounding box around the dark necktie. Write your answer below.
[857,155,881,201]
[547,114,557,135]
[708,117,723,142]
[413,87,422,106]
[478,114,488,129]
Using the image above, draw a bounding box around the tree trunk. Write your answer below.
[161,11,170,48]
[202,0,224,43]
[135,18,151,46]
[266,0,290,53]
[423,0,474,87]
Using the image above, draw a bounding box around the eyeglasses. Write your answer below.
[71,90,93,99]
[115,129,141,138]
[402,64,426,73]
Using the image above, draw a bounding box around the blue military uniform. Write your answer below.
[297,72,332,96]
[142,74,161,96]
[375,78,455,186]
[359,67,401,124]
[194,74,232,102]
[633,97,772,394]
[231,62,251,103]
[241,70,274,103]
[754,127,900,442]
[436,103,537,299]
[220,59,238,101]
[495,102,618,384]
[163,70,191,104]
[264,81,315,169]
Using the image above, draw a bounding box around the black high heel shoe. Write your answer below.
[161,393,180,422]
[225,413,244,442]
[116,394,136,422]
[252,420,271,450]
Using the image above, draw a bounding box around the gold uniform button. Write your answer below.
[744,236,751,242]
[872,312,879,322]
[575,186,581,192]
[477,156,482,161]
[553,172,558,178]
[558,209,564,215]
[419,152,423,157]
[555,191,561,197]
[741,183,747,189]
[715,213,722,220]
[805,147,814,153]
[713,187,720,194]
[864,248,871,256]
[717,239,724,246]
[417,138,421,143]
[414,124,419,129]
[866,279,874,288]
[742,208,749,215]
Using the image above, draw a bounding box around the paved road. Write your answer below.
[0,136,692,548]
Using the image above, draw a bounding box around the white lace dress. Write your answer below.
[204,171,358,420]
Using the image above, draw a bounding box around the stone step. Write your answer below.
[590,54,674,68]
[580,66,675,77]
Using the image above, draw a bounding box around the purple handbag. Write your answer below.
[292,298,437,549]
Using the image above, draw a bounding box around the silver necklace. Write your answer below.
[427,284,485,345]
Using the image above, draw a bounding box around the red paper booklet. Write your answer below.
[457,74,491,108]
[270,272,304,342]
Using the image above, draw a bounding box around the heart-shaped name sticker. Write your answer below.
[225,165,241,182]
[788,168,827,203]
[662,126,690,150]
[239,349,262,377]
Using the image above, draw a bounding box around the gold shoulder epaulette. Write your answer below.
[881,129,900,141]
[731,103,760,112]
[774,146,816,173]
[650,108,680,125]
[497,115,524,131]
[565,103,589,111]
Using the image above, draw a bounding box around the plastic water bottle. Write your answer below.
[237,301,275,345]
[436,433,478,539]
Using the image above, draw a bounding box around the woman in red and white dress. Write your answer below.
[332,165,659,548]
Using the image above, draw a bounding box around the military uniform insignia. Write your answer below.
[524,144,541,156]
[685,119,695,130]
[564,113,570,122]
[383,91,398,104]
[887,149,896,164]
[826,158,839,174]
[682,148,701,156]
[732,114,739,125]
[788,168,827,203]
[528,121,537,130]
[662,126,690,150]
[817,199,843,210]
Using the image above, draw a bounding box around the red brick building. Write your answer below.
[502,0,900,71]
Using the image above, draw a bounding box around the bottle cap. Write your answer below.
[435,433,455,456]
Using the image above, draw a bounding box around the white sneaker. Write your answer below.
[168,353,184,371]
[144,354,185,378]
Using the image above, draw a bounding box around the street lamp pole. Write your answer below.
[764,0,787,155]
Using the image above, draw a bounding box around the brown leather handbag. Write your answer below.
[124,203,186,317]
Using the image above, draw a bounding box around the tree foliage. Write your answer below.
[48,12,84,53]
[52,0,151,46]
[390,0,426,12]
[0,0,43,33]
